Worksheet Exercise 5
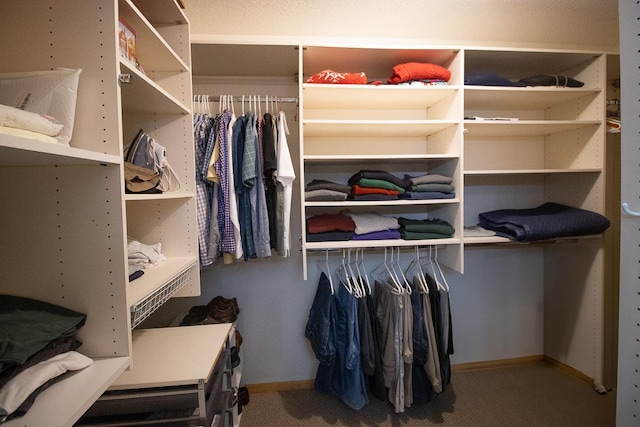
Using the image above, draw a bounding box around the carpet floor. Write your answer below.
[239,362,616,426]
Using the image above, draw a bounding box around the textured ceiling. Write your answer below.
[182,0,619,51]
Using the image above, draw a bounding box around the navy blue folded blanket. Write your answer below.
[478,202,610,241]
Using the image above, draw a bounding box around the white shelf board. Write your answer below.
[303,120,456,137]
[304,237,460,250]
[464,234,603,245]
[109,324,232,390]
[463,120,600,137]
[302,84,459,109]
[303,153,458,161]
[132,0,189,27]
[304,198,459,207]
[120,60,190,114]
[0,134,120,167]
[464,86,600,110]
[3,356,130,427]
[125,190,194,201]
[128,256,197,308]
[464,168,602,175]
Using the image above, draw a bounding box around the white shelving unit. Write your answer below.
[462,48,608,387]
[0,1,199,425]
[300,46,464,278]
[298,44,608,387]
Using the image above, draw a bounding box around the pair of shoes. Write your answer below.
[206,296,240,323]
[179,305,207,325]
[235,330,243,348]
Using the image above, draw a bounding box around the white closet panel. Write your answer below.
[617,0,640,424]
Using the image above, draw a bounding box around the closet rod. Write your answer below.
[196,95,298,104]
[304,244,448,254]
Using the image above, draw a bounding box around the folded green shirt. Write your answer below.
[398,217,455,235]
[356,178,405,194]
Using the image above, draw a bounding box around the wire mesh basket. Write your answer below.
[130,267,192,329]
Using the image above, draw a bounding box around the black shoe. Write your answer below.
[230,346,240,368]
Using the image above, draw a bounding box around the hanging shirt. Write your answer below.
[247,112,271,258]
[235,114,254,260]
[275,110,295,257]
[263,113,278,248]
[214,110,236,258]
[225,112,242,262]
[194,113,215,267]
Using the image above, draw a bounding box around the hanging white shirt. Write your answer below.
[226,113,243,262]
[275,110,295,257]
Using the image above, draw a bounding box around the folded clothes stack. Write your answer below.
[477,202,610,242]
[347,170,410,201]
[0,295,92,422]
[400,173,455,200]
[464,72,584,87]
[305,179,351,201]
[398,217,455,240]
[344,211,401,240]
[305,213,356,242]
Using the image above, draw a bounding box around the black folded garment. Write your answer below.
[478,202,610,241]
[347,170,411,189]
[518,74,584,87]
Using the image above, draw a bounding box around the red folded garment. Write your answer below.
[307,214,356,234]
[307,69,368,84]
[387,62,451,84]
[351,184,400,196]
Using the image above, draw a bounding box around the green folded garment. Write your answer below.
[398,217,455,235]
[356,178,405,194]
[0,295,86,370]
[401,230,453,240]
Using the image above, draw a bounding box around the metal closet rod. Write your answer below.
[195,95,298,104]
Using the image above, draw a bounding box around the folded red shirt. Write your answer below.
[351,184,400,196]
[307,214,356,234]
[388,62,451,84]
[307,69,368,84]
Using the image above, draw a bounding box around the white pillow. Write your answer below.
[0,68,81,145]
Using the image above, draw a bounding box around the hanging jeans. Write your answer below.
[305,272,336,367]
[313,280,368,410]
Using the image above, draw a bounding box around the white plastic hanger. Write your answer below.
[317,249,334,295]
[433,246,450,292]
[354,248,372,295]
[405,246,428,293]
[371,248,403,294]
[346,249,364,298]
[336,249,353,294]
[392,247,412,294]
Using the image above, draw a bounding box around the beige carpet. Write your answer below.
[239,362,616,426]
